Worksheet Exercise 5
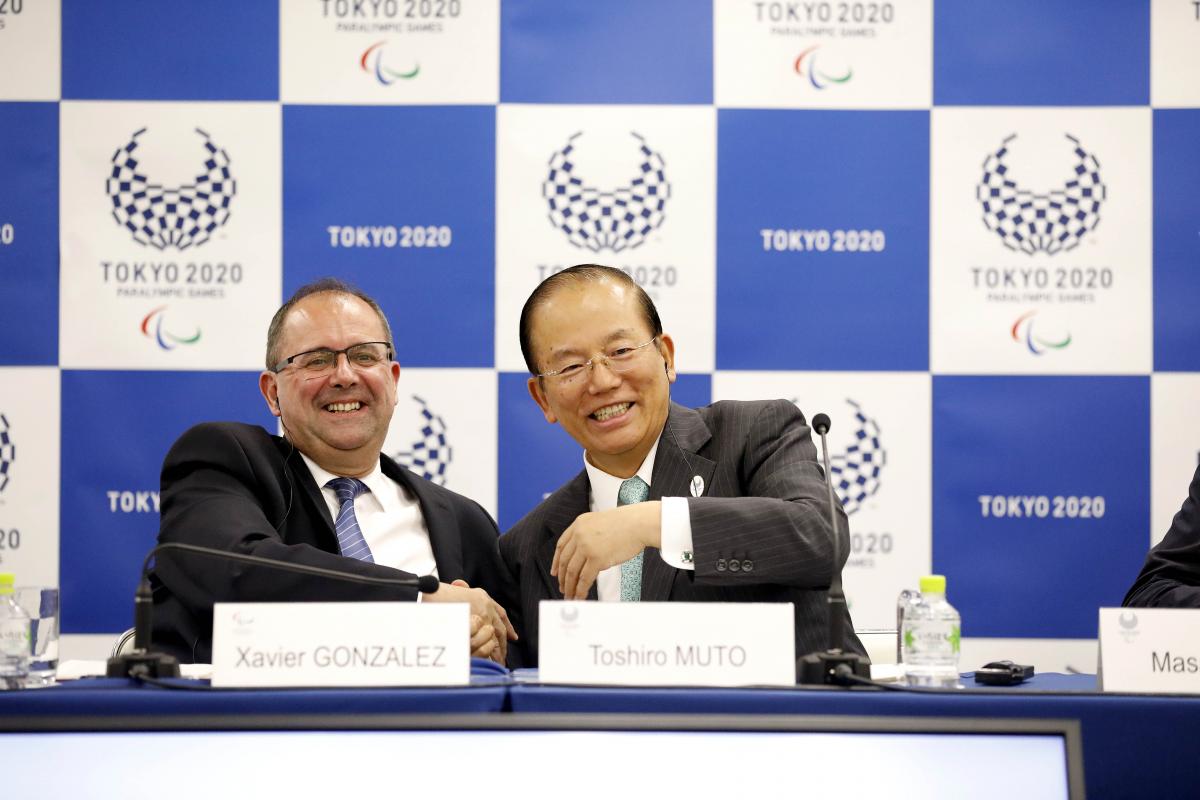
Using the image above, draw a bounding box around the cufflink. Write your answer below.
[681,550,694,564]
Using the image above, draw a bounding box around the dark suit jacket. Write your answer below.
[500,399,866,667]
[150,421,517,662]
[1124,464,1200,608]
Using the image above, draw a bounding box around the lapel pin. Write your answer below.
[690,475,704,497]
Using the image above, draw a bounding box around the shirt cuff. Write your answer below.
[659,497,695,571]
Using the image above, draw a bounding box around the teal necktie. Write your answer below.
[617,476,650,601]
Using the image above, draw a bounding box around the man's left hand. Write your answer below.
[551,501,662,600]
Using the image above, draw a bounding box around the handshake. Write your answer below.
[422,580,516,665]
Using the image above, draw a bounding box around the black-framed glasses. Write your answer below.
[271,341,393,375]
[535,336,659,386]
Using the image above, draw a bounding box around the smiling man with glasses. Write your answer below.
[501,264,865,667]
[150,278,517,664]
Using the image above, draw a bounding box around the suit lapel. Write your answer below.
[643,404,715,602]
[535,471,595,601]
[382,455,462,580]
[283,442,339,550]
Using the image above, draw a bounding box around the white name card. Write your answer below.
[1099,607,1200,693]
[537,601,795,687]
[211,602,469,688]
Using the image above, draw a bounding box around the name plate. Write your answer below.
[538,601,795,687]
[1099,607,1200,693]
[211,602,468,688]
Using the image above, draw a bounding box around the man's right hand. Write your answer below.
[422,580,517,664]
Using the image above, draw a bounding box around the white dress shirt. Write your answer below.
[300,453,439,581]
[583,434,694,602]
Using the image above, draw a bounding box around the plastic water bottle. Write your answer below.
[895,588,923,664]
[901,574,961,688]
[0,573,31,690]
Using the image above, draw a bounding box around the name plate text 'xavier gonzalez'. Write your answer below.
[538,601,795,686]
[1099,607,1200,693]
[211,602,468,688]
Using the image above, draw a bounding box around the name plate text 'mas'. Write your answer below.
[211,602,469,688]
[1099,607,1200,693]
[537,601,795,686]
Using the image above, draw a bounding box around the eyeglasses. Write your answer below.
[271,341,393,375]
[535,336,659,386]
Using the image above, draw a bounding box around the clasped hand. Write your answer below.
[551,501,662,600]
[423,580,517,664]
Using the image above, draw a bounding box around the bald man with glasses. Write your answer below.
[501,264,865,667]
[150,278,517,664]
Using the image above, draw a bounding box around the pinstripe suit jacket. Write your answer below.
[500,399,866,667]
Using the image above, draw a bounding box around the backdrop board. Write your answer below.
[0,1,1192,671]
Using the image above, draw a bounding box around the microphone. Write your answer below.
[106,542,439,679]
[797,412,872,685]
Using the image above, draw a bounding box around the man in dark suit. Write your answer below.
[501,264,864,666]
[1124,463,1200,608]
[151,278,516,663]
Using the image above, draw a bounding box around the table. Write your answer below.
[509,673,1197,797]
[2,671,1195,796]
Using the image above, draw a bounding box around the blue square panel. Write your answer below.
[933,376,1149,639]
[717,109,928,371]
[0,103,57,365]
[497,371,710,531]
[283,105,495,368]
[934,0,1148,106]
[62,0,278,100]
[1153,110,1200,371]
[60,370,274,633]
[501,0,712,104]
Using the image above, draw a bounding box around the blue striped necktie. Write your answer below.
[617,476,650,601]
[326,477,375,563]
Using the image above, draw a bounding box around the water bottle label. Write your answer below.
[0,619,29,656]
[903,621,961,657]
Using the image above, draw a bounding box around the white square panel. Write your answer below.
[0,367,60,587]
[931,107,1152,374]
[496,104,716,373]
[59,101,281,370]
[714,0,932,109]
[280,0,499,104]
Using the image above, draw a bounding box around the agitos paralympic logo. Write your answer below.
[1010,310,1071,355]
[793,45,852,89]
[360,41,420,85]
[141,306,201,350]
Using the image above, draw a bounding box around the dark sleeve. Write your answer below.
[1124,464,1200,608]
[496,527,533,670]
[154,423,422,617]
[441,493,527,669]
[687,400,849,588]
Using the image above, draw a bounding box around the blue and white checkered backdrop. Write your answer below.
[1,0,1198,663]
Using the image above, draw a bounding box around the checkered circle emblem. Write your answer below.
[828,399,885,515]
[392,395,452,485]
[976,133,1106,256]
[543,131,671,253]
[105,127,237,251]
[0,413,13,494]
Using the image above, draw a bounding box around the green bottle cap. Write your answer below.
[919,574,946,594]
[0,573,14,595]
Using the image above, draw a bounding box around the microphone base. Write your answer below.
[796,650,872,686]
[106,650,181,680]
